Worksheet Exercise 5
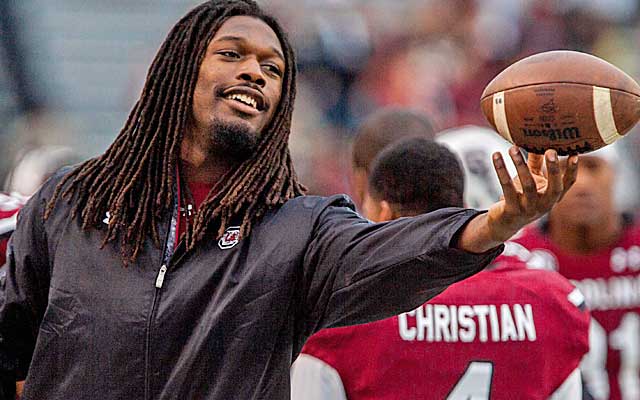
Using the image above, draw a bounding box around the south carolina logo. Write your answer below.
[218,226,241,249]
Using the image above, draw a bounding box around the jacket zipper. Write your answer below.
[144,214,176,400]
[143,171,184,399]
[144,275,163,400]
[155,265,168,288]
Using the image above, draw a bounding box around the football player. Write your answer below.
[513,141,639,400]
[0,145,78,399]
[0,145,79,268]
[292,128,590,399]
[350,107,436,207]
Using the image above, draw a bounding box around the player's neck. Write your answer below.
[549,213,623,254]
[179,134,235,184]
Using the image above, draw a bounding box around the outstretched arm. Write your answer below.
[458,147,579,253]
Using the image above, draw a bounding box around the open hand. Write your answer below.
[487,146,579,242]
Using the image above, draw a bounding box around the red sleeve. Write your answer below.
[0,238,8,267]
[0,199,22,268]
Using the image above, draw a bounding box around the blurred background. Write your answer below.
[1,0,639,207]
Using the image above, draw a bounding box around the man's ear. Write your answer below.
[378,200,395,222]
[350,168,368,209]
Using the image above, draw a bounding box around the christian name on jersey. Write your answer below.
[397,303,536,343]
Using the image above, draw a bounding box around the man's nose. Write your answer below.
[237,59,266,87]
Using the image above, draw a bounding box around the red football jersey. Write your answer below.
[514,220,640,400]
[0,193,24,267]
[300,260,590,399]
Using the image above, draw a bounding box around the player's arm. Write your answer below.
[291,354,347,400]
[458,148,578,253]
[301,196,502,333]
[299,149,576,332]
[0,193,52,398]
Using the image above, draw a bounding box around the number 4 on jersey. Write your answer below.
[447,361,494,400]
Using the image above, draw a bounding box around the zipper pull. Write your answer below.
[155,264,167,288]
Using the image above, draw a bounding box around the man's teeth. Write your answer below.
[226,93,257,109]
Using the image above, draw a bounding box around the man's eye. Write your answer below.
[263,64,282,76]
[218,51,240,58]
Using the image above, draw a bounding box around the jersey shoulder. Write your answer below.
[301,322,381,372]
[498,264,578,295]
[0,192,26,215]
[0,192,27,266]
[440,263,589,331]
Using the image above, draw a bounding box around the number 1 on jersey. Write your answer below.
[447,361,494,400]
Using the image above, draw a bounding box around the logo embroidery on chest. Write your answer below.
[218,226,241,249]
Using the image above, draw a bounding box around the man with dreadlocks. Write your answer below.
[0,1,578,399]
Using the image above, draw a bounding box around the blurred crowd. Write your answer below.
[1,0,640,206]
[274,0,640,201]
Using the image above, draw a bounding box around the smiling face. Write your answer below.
[190,15,285,145]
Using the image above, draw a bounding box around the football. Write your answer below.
[480,50,640,155]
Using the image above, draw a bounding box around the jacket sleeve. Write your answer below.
[301,195,502,333]
[0,190,51,383]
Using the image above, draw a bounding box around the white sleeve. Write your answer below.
[0,212,17,236]
[291,354,347,400]
[580,319,610,400]
[548,368,582,400]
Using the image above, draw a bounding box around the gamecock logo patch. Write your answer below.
[218,226,241,249]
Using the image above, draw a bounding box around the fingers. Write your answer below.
[541,149,562,205]
[489,147,579,234]
[509,147,537,199]
[527,152,544,175]
[492,152,518,206]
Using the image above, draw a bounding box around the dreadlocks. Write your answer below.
[44,0,305,262]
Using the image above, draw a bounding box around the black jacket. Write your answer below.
[0,170,501,399]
